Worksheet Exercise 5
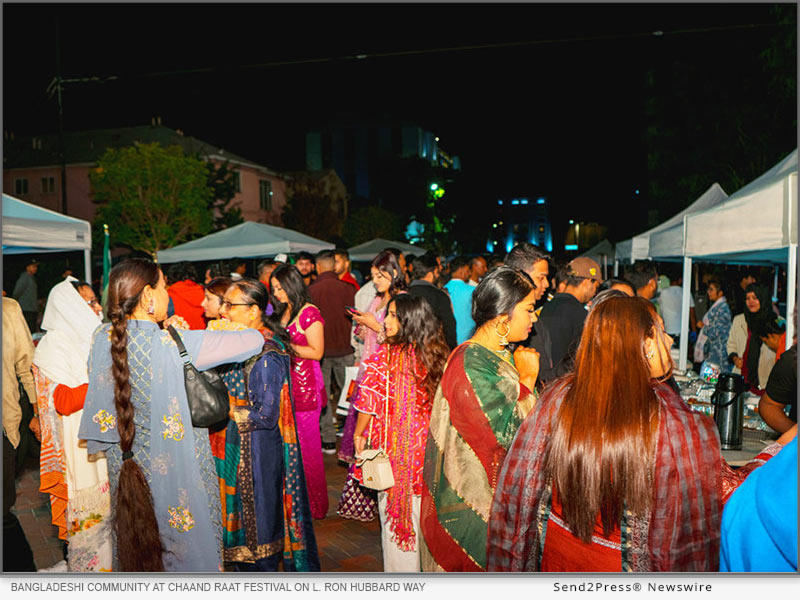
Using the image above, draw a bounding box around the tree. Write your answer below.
[206,161,243,230]
[282,193,341,241]
[91,142,213,258]
[282,171,348,240]
[343,206,405,247]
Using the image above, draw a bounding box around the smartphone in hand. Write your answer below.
[345,306,360,315]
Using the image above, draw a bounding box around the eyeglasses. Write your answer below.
[222,301,255,310]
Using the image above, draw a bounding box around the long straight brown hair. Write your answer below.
[107,258,166,571]
[544,296,665,542]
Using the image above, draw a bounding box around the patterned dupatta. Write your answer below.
[210,321,319,571]
[207,319,248,554]
[245,331,320,572]
[357,344,430,551]
[420,342,535,571]
[486,379,723,572]
[33,277,111,571]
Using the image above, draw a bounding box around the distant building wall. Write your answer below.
[4,164,94,221]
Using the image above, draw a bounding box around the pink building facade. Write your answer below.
[3,126,288,231]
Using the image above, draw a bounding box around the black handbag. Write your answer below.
[167,325,230,428]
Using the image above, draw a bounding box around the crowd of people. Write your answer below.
[2,243,796,573]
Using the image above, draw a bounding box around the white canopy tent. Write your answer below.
[673,149,798,370]
[2,193,92,280]
[347,238,421,262]
[156,221,334,263]
[614,182,728,274]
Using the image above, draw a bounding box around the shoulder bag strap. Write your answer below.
[167,325,192,366]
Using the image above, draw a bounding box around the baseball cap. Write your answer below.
[567,257,601,281]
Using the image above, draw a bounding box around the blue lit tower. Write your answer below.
[487,196,553,254]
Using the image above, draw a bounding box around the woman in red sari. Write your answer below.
[487,295,786,572]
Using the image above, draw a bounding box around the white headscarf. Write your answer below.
[34,276,102,387]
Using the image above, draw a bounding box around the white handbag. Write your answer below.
[356,367,395,491]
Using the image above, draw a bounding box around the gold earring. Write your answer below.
[646,346,655,360]
[495,320,511,346]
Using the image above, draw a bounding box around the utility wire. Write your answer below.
[57,21,790,84]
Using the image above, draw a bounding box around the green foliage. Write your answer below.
[205,161,244,230]
[369,156,464,254]
[90,142,213,258]
[343,205,405,247]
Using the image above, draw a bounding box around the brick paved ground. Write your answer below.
[12,442,383,572]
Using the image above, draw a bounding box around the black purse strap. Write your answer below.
[167,325,192,366]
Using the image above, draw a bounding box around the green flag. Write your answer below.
[101,224,111,316]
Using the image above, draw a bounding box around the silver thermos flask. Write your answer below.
[712,373,745,450]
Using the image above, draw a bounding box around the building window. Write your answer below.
[14,178,28,195]
[41,176,56,194]
[259,180,273,211]
[234,171,242,194]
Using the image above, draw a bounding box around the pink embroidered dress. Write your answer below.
[353,344,432,551]
[287,304,329,519]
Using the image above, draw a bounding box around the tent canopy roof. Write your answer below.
[2,193,92,254]
[684,149,797,264]
[156,221,334,263]
[580,238,615,262]
[616,182,728,263]
[347,238,421,262]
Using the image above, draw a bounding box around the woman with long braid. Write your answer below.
[78,259,264,572]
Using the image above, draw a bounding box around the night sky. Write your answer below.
[3,3,796,245]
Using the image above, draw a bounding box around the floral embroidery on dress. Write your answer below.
[68,512,104,535]
[68,545,107,572]
[92,409,116,432]
[151,452,174,476]
[162,412,185,442]
[167,505,195,532]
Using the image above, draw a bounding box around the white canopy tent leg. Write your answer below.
[787,244,797,350]
[613,259,619,277]
[773,266,779,302]
[678,256,692,372]
[84,248,92,283]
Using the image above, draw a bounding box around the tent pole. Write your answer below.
[678,256,692,372]
[84,248,91,283]
[613,259,619,277]
[773,266,779,302]
[787,244,797,351]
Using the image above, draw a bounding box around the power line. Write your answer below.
[59,21,790,83]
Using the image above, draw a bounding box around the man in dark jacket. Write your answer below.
[309,250,356,453]
[408,253,457,350]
